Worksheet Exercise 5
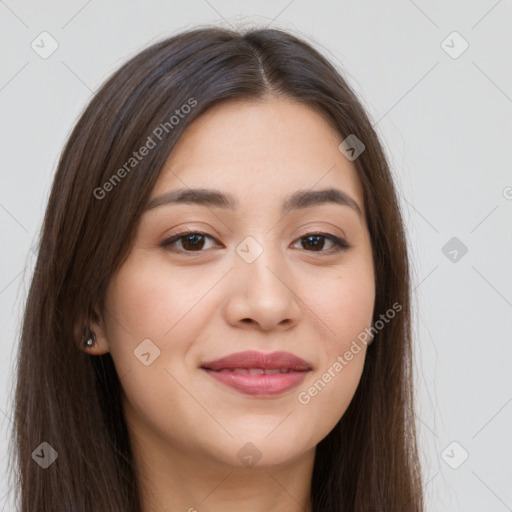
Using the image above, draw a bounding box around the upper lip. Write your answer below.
[201,351,312,371]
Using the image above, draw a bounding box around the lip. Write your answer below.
[201,350,312,397]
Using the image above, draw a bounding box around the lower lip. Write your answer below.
[202,369,309,396]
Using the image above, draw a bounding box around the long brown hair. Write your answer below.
[10,25,424,511]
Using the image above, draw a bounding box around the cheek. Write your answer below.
[294,301,372,445]
[106,255,212,342]
[293,260,374,438]
[310,259,375,346]
[101,256,199,384]
[295,351,365,448]
[102,258,214,444]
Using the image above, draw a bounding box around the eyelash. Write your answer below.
[160,229,351,255]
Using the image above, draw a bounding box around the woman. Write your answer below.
[11,26,424,511]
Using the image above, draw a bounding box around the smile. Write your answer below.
[201,350,312,396]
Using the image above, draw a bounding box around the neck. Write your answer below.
[128,419,315,512]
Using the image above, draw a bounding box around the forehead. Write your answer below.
[152,95,365,214]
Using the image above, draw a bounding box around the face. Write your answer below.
[91,95,375,470]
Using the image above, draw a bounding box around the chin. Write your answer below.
[228,432,314,469]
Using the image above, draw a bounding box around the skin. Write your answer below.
[87,94,375,512]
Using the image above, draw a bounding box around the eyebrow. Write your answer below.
[145,187,362,216]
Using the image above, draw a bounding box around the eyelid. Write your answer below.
[160,229,351,254]
[160,229,222,251]
[291,232,351,252]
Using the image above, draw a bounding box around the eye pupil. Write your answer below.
[183,234,205,250]
[162,231,347,255]
[302,235,324,251]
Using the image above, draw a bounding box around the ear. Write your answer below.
[78,305,110,356]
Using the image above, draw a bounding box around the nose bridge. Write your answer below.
[235,233,287,291]
[225,233,300,330]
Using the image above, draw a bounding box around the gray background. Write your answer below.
[1,1,511,510]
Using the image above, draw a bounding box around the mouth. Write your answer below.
[200,351,312,397]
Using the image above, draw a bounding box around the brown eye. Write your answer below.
[161,231,219,253]
[161,231,350,255]
[293,233,350,253]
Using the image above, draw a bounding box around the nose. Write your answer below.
[223,245,301,332]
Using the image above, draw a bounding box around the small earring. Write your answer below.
[84,331,95,347]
